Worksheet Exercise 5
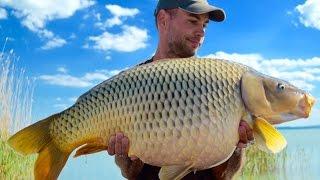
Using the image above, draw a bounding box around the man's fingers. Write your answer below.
[240,120,254,142]
[238,125,248,144]
[107,135,116,155]
[122,136,129,155]
[115,132,124,155]
[130,155,139,161]
[107,132,131,157]
[237,142,247,149]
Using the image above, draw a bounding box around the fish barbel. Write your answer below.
[8,57,315,180]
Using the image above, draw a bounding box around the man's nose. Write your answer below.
[195,26,205,37]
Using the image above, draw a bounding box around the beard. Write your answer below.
[167,33,198,58]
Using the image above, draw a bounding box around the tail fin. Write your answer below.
[8,113,72,180]
[35,142,71,180]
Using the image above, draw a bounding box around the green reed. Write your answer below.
[0,39,35,179]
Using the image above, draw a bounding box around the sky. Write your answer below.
[1,0,319,127]
[1,0,320,179]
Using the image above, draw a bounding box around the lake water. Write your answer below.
[59,127,320,180]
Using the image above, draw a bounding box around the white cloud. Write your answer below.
[68,97,78,102]
[1,0,95,31]
[41,37,67,50]
[105,55,111,60]
[96,69,125,77]
[83,72,110,81]
[0,0,95,49]
[69,33,76,39]
[104,16,122,28]
[54,96,78,109]
[204,51,263,70]
[202,51,320,91]
[100,4,139,28]
[83,10,100,21]
[57,67,68,73]
[94,12,101,21]
[95,5,139,29]
[38,29,54,39]
[88,25,148,52]
[39,74,92,87]
[106,4,139,17]
[39,68,126,88]
[295,0,320,30]
[307,68,320,74]
[0,7,7,19]
[53,103,69,109]
[262,57,320,69]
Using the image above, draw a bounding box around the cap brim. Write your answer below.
[180,3,225,22]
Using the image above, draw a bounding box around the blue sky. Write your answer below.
[1,0,320,128]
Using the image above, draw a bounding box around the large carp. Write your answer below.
[8,57,315,180]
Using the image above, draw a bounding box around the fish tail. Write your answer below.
[34,141,71,180]
[8,113,71,180]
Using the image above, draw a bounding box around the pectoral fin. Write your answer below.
[159,163,193,180]
[253,117,287,153]
[74,143,107,157]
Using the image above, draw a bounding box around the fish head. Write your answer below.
[261,77,315,124]
[241,72,316,125]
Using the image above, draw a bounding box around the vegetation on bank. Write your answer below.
[239,145,287,179]
[0,43,35,179]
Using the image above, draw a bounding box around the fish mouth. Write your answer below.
[262,93,315,124]
[295,93,315,118]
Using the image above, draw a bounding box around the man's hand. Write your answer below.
[107,132,143,179]
[237,120,254,149]
[107,132,130,157]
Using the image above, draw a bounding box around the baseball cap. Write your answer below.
[154,0,225,22]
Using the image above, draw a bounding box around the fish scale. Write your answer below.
[48,58,248,169]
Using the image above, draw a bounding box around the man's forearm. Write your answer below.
[115,155,144,179]
[211,148,246,180]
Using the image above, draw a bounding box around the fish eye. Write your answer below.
[277,83,285,91]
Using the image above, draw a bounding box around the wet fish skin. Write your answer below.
[50,58,247,167]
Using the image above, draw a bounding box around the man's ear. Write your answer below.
[157,9,168,30]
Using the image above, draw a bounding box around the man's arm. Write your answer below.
[107,133,144,179]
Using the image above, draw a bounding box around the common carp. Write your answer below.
[8,57,315,180]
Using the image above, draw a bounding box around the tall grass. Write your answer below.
[0,38,35,179]
[238,142,312,180]
[237,145,288,179]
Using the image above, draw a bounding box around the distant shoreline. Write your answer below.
[277,126,320,130]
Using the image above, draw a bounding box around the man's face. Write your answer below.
[166,9,209,58]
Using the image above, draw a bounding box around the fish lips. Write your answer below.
[263,93,316,124]
[265,114,302,125]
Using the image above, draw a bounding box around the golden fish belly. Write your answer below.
[49,58,248,168]
[126,88,245,169]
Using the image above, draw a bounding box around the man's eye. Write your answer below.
[189,20,197,24]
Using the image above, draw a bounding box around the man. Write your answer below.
[107,0,254,179]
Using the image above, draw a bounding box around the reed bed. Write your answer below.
[0,38,35,179]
